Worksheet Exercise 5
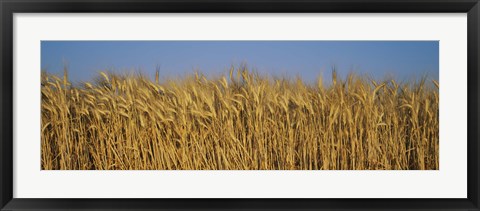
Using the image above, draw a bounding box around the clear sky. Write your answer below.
[41,41,439,84]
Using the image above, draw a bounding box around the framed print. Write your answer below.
[1,0,479,210]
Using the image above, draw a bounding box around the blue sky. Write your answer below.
[41,41,439,84]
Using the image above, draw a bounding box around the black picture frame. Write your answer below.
[1,0,479,210]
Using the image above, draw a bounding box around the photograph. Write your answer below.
[2,0,477,209]
[40,41,439,170]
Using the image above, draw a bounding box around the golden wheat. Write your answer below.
[41,68,439,170]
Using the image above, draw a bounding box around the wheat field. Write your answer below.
[41,67,439,170]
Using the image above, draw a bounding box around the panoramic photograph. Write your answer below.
[41,41,439,170]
